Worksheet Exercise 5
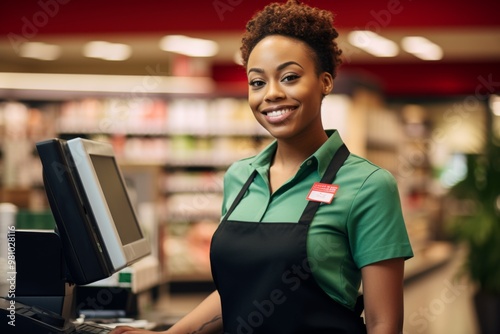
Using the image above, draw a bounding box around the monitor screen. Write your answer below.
[88,154,142,245]
[36,138,150,286]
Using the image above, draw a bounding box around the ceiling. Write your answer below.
[1,0,499,97]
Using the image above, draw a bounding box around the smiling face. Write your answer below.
[247,35,333,141]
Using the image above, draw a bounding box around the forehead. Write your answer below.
[247,35,315,69]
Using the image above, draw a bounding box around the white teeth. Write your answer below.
[267,109,290,117]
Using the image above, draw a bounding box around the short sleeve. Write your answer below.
[348,168,414,268]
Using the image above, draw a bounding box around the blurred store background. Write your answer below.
[0,1,499,333]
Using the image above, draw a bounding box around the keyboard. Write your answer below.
[73,322,112,333]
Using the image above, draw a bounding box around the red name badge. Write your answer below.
[306,182,339,204]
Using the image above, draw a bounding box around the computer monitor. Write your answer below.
[36,137,151,286]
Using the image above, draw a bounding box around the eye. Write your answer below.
[282,74,300,82]
[249,79,265,88]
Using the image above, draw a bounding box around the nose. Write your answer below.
[264,80,285,102]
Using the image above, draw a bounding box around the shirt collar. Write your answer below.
[314,129,344,176]
[249,129,345,177]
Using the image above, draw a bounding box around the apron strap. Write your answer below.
[222,170,257,222]
[299,144,350,225]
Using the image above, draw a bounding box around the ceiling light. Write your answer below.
[83,41,132,61]
[401,36,443,61]
[19,42,61,61]
[159,35,219,57]
[347,30,399,57]
[490,95,500,116]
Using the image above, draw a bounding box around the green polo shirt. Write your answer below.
[221,130,414,311]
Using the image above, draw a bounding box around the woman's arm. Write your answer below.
[361,258,405,334]
[111,290,223,334]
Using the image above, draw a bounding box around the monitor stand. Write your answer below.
[12,230,76,320]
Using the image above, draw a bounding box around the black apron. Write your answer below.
[210,144,367,334]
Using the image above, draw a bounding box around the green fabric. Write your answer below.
[221,130,414,310]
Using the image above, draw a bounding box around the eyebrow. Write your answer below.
[247,61,304,75]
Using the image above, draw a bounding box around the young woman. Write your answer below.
[112,1,413,333]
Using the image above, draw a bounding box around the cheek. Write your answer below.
[247,91,261,113]
[294,84,323,106]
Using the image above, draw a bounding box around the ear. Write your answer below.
[320,72,334,95]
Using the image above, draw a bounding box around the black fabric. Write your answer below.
[299,144,349,225]
[210,143,367,333]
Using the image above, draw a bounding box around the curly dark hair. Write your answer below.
[240,0,342,78]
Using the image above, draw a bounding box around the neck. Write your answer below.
[272,130,328,169]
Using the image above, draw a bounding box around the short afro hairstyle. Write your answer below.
[240,0,342,78]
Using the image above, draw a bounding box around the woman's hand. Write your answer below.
[109,290,222,334]
[110,325,167,334]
